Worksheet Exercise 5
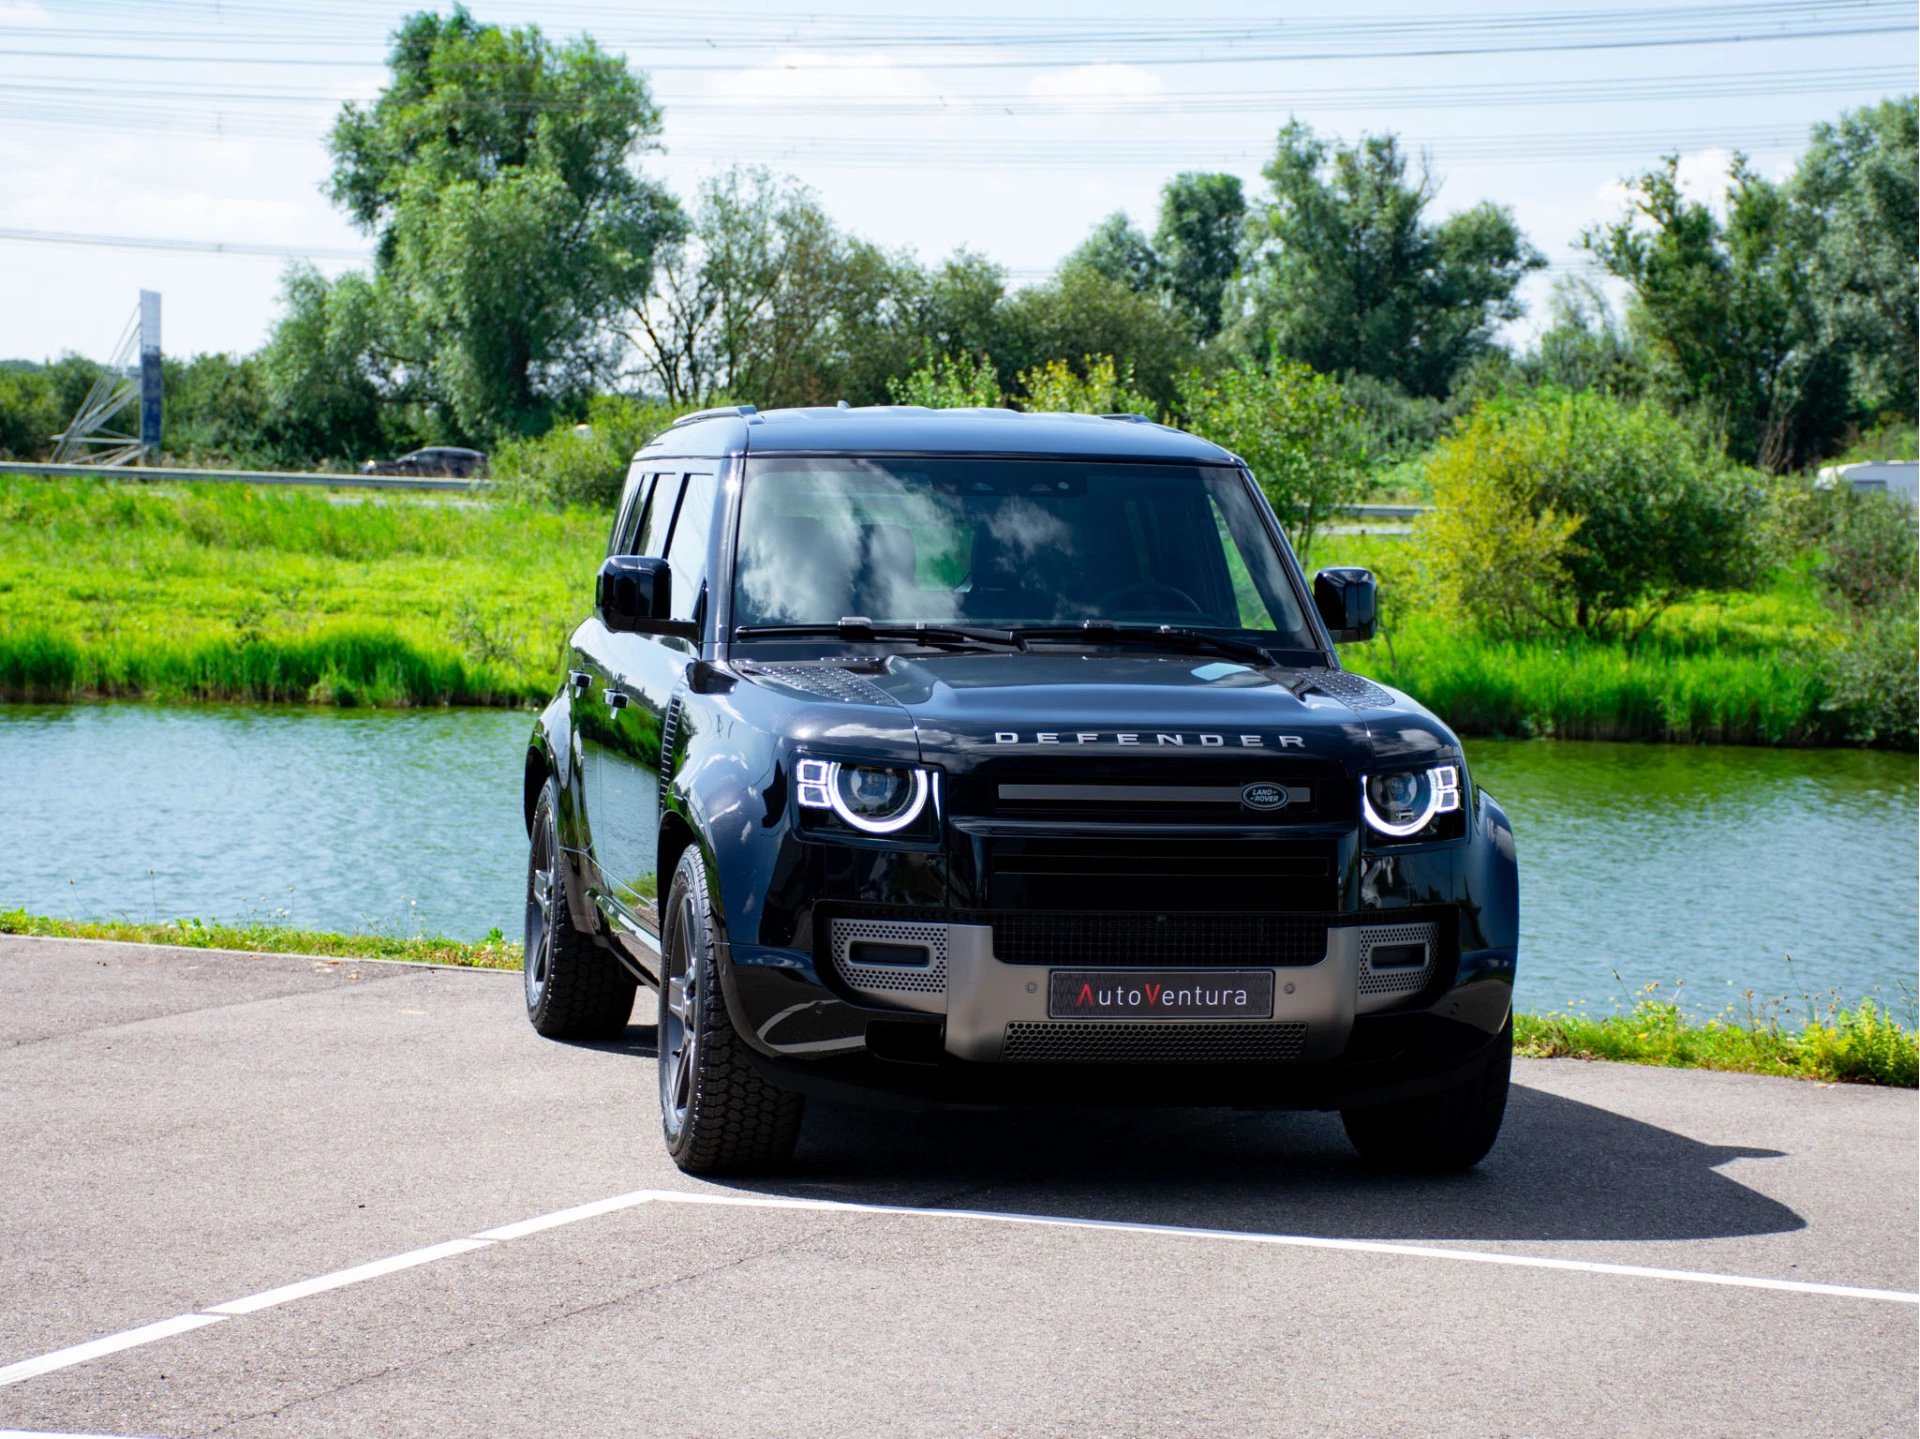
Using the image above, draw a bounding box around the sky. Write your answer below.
[0,0,1913,367]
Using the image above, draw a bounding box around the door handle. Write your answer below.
[604,687,630,711]
[568,669,593,696]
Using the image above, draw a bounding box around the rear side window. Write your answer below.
[665,472,718,620]
[637,472,684,558]
[608,469,654,557]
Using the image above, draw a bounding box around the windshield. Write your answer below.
[732,458,1315,644]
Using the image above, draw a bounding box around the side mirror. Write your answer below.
[598,555,697,639]
[1313,567,1377,644]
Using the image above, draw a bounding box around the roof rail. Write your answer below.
[667,403,758,430]
[1099,412,1156,424]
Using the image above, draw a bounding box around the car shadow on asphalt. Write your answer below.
[731,1082,1801,1246]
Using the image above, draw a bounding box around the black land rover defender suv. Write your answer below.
[521,405,1518,1175]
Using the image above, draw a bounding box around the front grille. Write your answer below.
[990,911,1328,968]
[978,834,1336,911]
[1002,1021,1309,1063]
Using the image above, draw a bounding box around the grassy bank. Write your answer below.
[1516,993,1918,1088]
[1318,532,1887,746]
[5,910,1913,1087]
[0,477,604,706]
[1,476,1902,745]
[0,909,520,969]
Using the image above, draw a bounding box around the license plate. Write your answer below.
[1047,970,1275,1021]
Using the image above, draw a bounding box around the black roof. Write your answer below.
[634,405,1237,464]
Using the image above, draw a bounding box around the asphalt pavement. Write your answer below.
[1,935,1914,1439]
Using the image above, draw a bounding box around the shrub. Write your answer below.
[1015,354,1156,417]
[887,353,1003,409]
[1419,387,1760,641]
[491,394,687,509]
[1178,357,1370,561]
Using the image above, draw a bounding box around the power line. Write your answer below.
[0,228,368,262]
[3,65,1904,116]
[0,17,1910,70]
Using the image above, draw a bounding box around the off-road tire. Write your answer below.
[1340,1017,1512,1172]
[524,778,635,1040]
[659,845,805,1175]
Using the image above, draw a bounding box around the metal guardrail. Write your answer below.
[0,460,1428,513]
[1339,502,1428,519]
[0,460,476,492]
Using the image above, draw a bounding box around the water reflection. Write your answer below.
[0,705,1912,1016]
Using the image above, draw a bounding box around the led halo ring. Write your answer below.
[828,764,929,834]
[1361,764,1461,839]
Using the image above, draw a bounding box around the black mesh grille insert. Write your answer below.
[1002,1021,1309,1064]
[989,911,1329,968]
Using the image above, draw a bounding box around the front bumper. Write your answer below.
[822,917,1436,1064]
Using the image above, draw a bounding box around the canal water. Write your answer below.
[2,704,1913,1018]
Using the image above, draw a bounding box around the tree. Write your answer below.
[1239,121,1544,398]
[631,167,924,408]
[260,266,394,464]
[1155,172,1244,340]
[1584,153,1849,471]
[1518,278,1646,400]
[1178,358,1370,561]
[1419,388,1758,641]
[998,264,1196,408]
[1064,212,1160,294]
[311,6,682,439]
[1791,97,1918,424]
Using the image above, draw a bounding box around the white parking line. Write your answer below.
[639,1190,1920,1304]
[0,1315,226,1387]
[202,1239,493,1316]
[2,1185,1913,1393]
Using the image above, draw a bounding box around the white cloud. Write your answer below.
[1591,146,1753,221]
[0,1,51,26]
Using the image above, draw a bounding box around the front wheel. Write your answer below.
[658,845,805,1175]
[1340,1019,1512,1172]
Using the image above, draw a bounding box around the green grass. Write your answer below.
[6,909,1911,1086]
[0,908,519,970]
[1516,983,1918,1088]
[0,477,607,706]
[1315,533,1863,745]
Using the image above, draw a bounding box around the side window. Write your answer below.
[665,471,718,621]
[608,469,653,557]
[637,471,684,559]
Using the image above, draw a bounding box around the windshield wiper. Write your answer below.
[1014,621,1275,668]
[733,618,1029,651]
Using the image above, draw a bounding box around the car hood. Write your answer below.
[736,651,1461,772]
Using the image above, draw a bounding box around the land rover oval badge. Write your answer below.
[1241,782,1289,811]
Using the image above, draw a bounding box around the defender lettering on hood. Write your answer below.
[992,730,1306,749]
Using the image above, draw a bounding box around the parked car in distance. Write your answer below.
[520,404,1519,1177]
[359,446,488,478]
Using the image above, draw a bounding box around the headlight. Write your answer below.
[796,759,933,835]
[1361,764,1461,838]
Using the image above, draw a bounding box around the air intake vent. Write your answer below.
[1355,921,1439,1005]
[828,918,948,1013]
[1002,1021,1308,1064]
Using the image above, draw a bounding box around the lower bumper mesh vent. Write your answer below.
[1002,1021,1308,1064]
[1356,922,1439,999]
[829,919,948,999]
